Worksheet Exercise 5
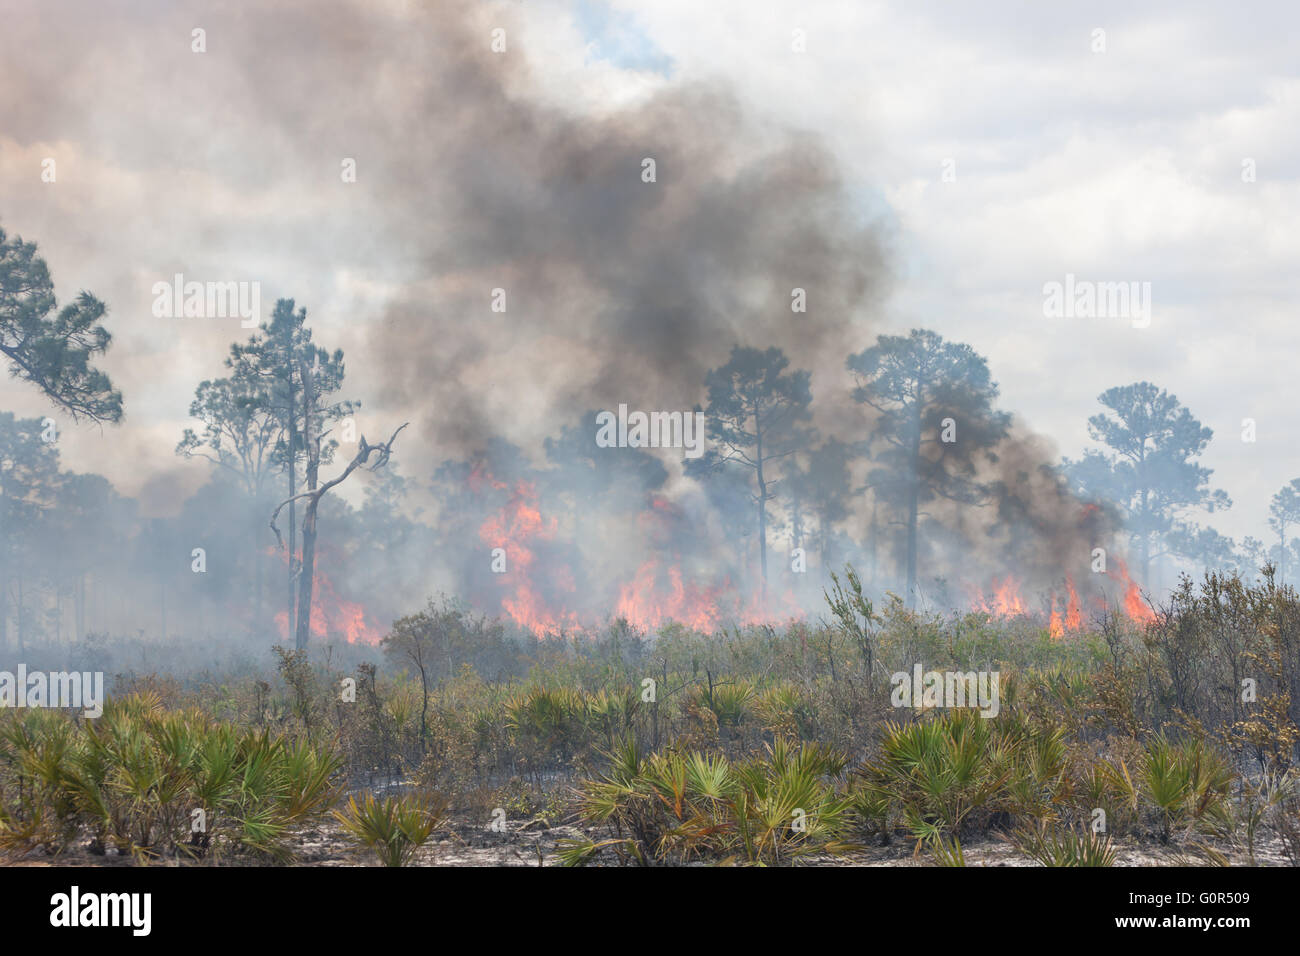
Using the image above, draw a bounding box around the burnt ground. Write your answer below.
[4,812,1293,867]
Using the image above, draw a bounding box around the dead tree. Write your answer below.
[270,401,408,651]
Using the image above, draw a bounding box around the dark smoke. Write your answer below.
[0,0,1125,649]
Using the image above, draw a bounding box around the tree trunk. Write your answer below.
[16,573,24,654]
[287,473,296,637]
[1138,451,1151,584]
[817,508,828,574]
[905,485,919,606]
[1139,527,1150,585]
[295,501,318,651]
[906,407,921,607]
[254,533,263,632]
[1279,524,1287,584]
[417,659,429,754]
[272,421,406,657]
[76,572,85,641]
[757,489,769,604]
[868,496,878,587]
[294,358,320,652]
[287,344,298,640]
[755,405,768,604]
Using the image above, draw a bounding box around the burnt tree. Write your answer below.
[271,379,407,651]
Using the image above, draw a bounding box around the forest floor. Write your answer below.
[4,812,1293,867]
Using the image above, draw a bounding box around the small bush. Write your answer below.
[333,791,449,867]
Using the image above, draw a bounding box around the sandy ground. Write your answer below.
[5,813,1293,867]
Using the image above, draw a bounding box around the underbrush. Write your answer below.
[558,736,852,866]
[0,693,340,863]
[2,566,1297,866]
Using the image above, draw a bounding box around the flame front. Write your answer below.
[1110,558,1155,623]
[478,478,579,636]
[974,567,1147,639]
[473,468,799,635]
[615,561,723,632]
[972,575,1027,617]
[270,547,384,646]
[1049,575,1083,639]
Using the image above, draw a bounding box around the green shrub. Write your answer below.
[333,791,449,867]
[1013,821,1117,866]
[0,694,342,863]
[563,736,852,866]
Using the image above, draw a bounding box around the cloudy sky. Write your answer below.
[611,0,1298,546]
[1,0,1296,550]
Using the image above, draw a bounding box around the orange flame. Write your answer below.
[972,576,1027,617]
[478,479,579,636]
[1065,575,1082,630]
[970,557,1153,636]
[269,548,384,645]
[1109,558,1155,624]
[471,468,799,635]
[1049,575,1083,639]
[615,560,725,632]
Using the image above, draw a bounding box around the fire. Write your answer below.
[1065,576,1082,630]
[269,548,384,645]
[615,560,723,632]
[994,577,1026,616]
[612,497,799,631]
[973,558,1154,636]
[972,576,1027,617]
[1049,575,1083,639]
[1109,558,1155,624]
[468,462,508,493]
[969,571,1092,639]
[478,477,579,636]
[611,560,796,632]
[470,467,800,636]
